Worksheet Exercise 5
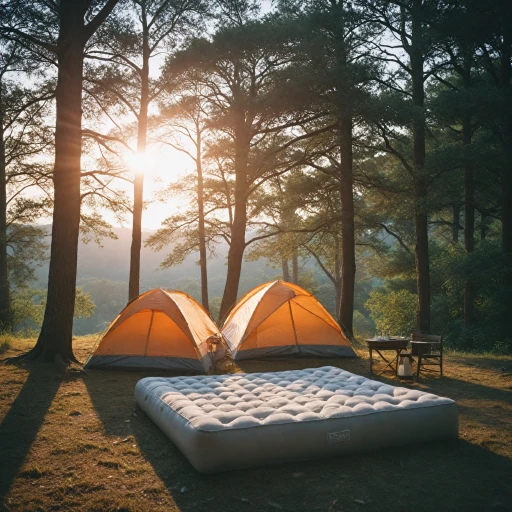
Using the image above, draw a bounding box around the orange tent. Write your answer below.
[222,280,357,360]
[84,288,221,372]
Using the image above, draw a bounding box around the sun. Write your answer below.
[124,150,155,175]
[115,145,196,229]
[122,145,194,182]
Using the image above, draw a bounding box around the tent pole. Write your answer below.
[288,301,299,352]
[144,310,155,357]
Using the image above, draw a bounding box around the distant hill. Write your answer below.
[29,225,374,336]
[33,225,282,300]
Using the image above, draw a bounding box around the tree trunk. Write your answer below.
[463,111,476,326]
[334,242,342,321]
[338,109,356,338]
[196,131,209,310]
[331,1,356,338]
[128,10,149,302]
[0,107,12,330]
[33,2,88,362]
[292,249,299,284]
[410,2,430,333]
[3,0,120,365]
[281,258,290,282]
[413,183,430,333]
[334,279,342,322]
[129,173,143,302]
[219,125,249,321]
[219,207,246,322]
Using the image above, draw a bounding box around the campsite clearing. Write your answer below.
[1,336,511,512]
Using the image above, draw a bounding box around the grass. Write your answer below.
[0,336,511,512]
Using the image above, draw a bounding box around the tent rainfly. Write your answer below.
[222,280,357,360]
[84,288,220,372]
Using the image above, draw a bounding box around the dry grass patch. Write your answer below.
[0,335,511,512]
[18,466,49,480]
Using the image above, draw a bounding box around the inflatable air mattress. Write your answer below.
[134,366,458,473]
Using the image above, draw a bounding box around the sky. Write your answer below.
[126,0,274,230]
[138,148,193,230]
[103,143,194,231]
[23,0,276,232]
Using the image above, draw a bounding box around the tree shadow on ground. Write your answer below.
[83,358,512,512]
[82,368,178,438]
[130,415,511,512]
[0,363,61,504]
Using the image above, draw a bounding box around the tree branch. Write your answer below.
[0,27,57,53]
[85,0,120,39]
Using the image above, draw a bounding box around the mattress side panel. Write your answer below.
[135,379,210,471]
[186,401,458,473]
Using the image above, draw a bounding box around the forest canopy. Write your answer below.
[0,0,511,362]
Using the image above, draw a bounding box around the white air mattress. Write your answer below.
[134,366,458,473]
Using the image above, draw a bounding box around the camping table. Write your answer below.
[365,338,410,376]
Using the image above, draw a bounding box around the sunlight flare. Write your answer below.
[125,150,153,176]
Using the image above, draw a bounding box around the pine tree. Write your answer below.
[1,0,120,363]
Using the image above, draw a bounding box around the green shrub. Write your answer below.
[11,286,95,335]
[492,339,512,355]
[365,289,417,335]
[353,310,375,338]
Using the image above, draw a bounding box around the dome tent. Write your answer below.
[84,288,221,372]
[222,280,357,360]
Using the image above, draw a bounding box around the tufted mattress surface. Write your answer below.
[134,366,458,473]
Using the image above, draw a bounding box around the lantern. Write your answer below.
[398,354,413,379]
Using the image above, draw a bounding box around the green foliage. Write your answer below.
[73,278,125,335]
[0,337,11,354]
[365,289,417,335]
[492,340,512,356]
[74,288,96,319]
[297,269,319,296]
[209,296,222,324]
[12,287,95,335]
[429,240,509,350]
[315,283,337,317]
[173,276,201,298]
[11,288,45,333]
[353,310,375,339]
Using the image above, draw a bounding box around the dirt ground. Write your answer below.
[0,336,511,512]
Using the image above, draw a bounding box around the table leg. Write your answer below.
[369,348,373,373]
[375,350,390,363]
[374,350,396,374]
